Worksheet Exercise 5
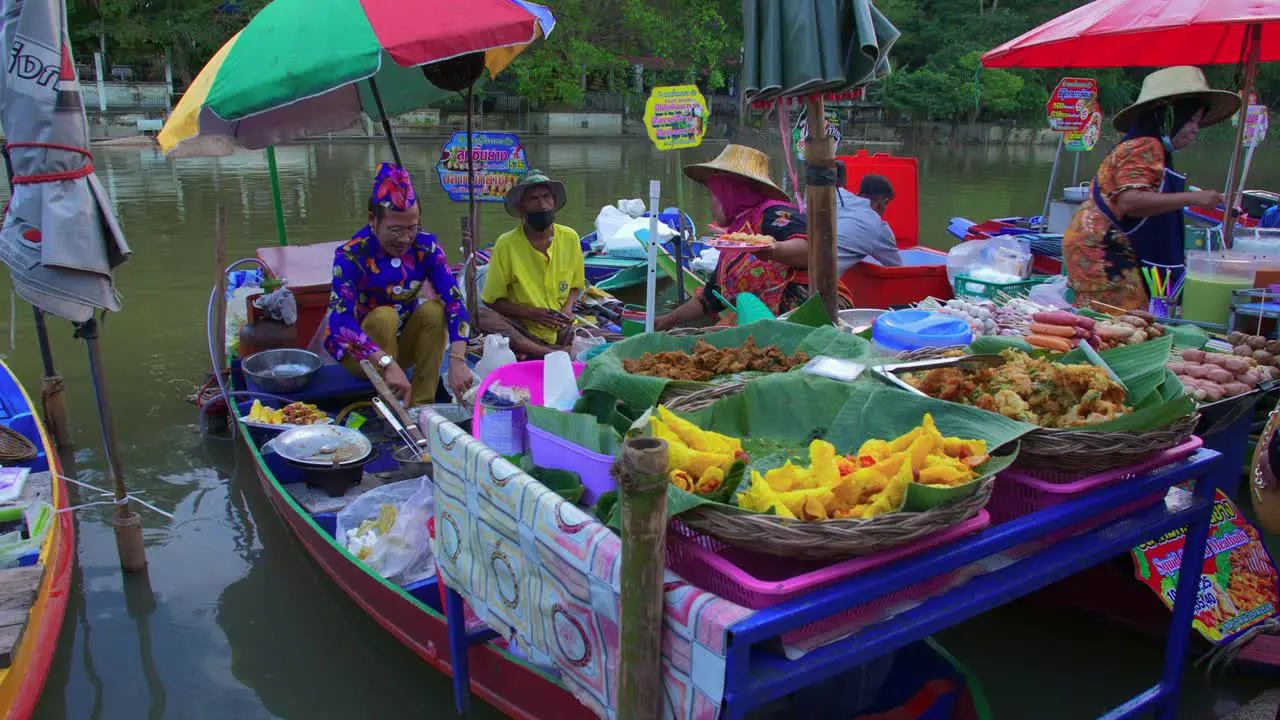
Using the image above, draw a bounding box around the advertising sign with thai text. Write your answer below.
[433,132,529,203]
[1047,77,1098,132]
[794,104,843,160]
[1131,489,1279,644]
[644,85,709,151]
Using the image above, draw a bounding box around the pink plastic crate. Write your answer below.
[986,436,1204,543]
[666,511,990,644]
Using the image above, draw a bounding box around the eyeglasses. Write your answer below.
[383,224,422,239]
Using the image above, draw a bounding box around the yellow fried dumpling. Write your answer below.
[942,436,988,460]
[808,440,842,490]
[671,469,696,493]
[801,495,830,520]
[773,487,836,518]
[761,461,805,492]
[887,426,925,453]
[694,467,725,494]
[656,406,743,455]
[738,475,795,518]
[917,464,972,487]
[856,438,892,461]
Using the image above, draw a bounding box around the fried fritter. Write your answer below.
[903,349,1131,428]
[621,336,809,382]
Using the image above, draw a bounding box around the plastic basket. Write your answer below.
[986,436,1203,543]
[527,425,615,507]
[666,511,990,645]
[952,273,1053,300]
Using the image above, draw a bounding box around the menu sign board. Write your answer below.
[434,132,529,203]
[644,85,709,151]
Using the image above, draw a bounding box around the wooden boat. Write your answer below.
[235,412,599,719]
[0,360,74,718]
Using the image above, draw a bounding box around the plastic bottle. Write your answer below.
[474,335,517,380]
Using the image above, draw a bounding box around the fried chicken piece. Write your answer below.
[620,335,808,382]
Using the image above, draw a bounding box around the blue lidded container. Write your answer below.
[872,310,973,354]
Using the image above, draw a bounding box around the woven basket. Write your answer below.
[678,476,994,561]
[891,346,1200,475]
[0,426,36,463]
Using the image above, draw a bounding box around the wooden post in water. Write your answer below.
[615,437,668,720]
[804,95,839,323]
[213,203,229,373]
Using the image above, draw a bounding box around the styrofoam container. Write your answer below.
[527,425,615,506]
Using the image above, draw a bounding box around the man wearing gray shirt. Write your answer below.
[836,171,902,276]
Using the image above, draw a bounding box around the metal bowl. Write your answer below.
[838,308,887,334]
[243,348,322,393]
[392,444,432,478]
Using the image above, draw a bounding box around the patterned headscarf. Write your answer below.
[371,162,417,211]
[705,174,766,234]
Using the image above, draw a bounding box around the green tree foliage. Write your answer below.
[67,0,1280,121]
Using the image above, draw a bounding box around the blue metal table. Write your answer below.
[721,448,1224,720]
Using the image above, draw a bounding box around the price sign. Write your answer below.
[1132,489,1279,644]
[793,105,843,160]
[1047,77,1098,132]
[1063,107,1103,152]
[433,132,529,203]
[643,85,709,151]
[1239,104,1270,148]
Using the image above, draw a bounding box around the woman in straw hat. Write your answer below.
[655,144,853,330]
[1063,66,1238,311]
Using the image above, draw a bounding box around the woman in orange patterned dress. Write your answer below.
[1063,67,1239,311]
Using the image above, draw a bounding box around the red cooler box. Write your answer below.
[836,151,952,308]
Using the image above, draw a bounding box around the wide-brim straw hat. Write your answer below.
[504,169,567,217]
[683,144,789,202]
[1113,66,1241,133]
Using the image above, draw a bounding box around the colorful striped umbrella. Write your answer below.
[159,0,554,156]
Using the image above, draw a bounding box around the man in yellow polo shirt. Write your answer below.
[478,170,586,358]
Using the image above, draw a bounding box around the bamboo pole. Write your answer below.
[213,203,228,372]
[804,95,839,323]
[265,146,288,246]
[463,86,480,325]
[32,310,73,450]
[615,437,668,720]
[1221,23,1262,251]
[76,317,148,573]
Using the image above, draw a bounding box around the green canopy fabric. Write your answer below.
[742,0,900,105]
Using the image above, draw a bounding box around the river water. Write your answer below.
[2,136,1278,719]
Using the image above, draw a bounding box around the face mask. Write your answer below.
[526,210,556,232]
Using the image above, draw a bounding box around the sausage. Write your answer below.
[1031,311,1079,327]
[1025,334,1074,352]
[1029,323,1077,338]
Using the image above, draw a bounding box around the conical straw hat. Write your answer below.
[1113,66,1240,132]
[683,144,789,201]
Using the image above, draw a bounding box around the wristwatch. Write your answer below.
[376,353,394,371]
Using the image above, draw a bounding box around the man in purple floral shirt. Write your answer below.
[322,163,473,404]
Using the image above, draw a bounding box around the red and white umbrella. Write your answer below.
[981,0,1280,247]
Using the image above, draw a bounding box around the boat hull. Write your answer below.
[241,437,595,720]
[0,362,74,720]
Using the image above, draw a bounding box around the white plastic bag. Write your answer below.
[617,198,646,217]
[474,334,517,380]
[603,217,678,259]
[569,328,605,361]
[336,477,436,586]
[594,205,633,251]
[690,247,721,275]
[1028,274,1072,309]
